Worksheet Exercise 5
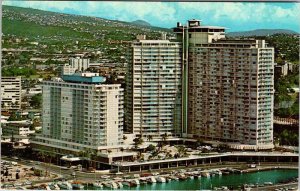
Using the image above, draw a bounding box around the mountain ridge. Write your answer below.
[131,20,152,27]
[227,29,298,37]
[3,5,299,38]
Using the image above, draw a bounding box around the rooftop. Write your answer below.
[62,72,106,84]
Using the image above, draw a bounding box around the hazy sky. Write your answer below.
[4,1,300,32]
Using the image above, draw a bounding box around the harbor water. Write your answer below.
[87,169,298,190]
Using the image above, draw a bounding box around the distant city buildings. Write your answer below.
[1,76,22,110]
[125,37,182,139]
[274,61,296,78]
[31,72,124,154]
[61,57,90,75]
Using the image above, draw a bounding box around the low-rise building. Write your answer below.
[2,123,35,136]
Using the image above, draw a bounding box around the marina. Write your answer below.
[7,168,296,190]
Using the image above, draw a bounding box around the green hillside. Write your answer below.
[3,18,93,40]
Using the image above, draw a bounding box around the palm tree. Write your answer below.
[133,137,143,149]
[161,133,168,148]
[161,133,168,142]
[177,145,187,157]
[147,135,153,142]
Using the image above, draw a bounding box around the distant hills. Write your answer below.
[227,29,299,37]
[3,5,299,42]
[131,20,152,27]
[2,5,170,43]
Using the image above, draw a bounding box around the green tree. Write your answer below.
[146,144,156,152]
[8,112,18,121]
[147,135,153,142]
[133,137,143,149]
[30,93,42,108]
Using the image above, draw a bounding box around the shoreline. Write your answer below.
[31,165,299,190]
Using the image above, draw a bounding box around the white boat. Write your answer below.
[103,181,118,189]
[130,179,140,185]
[92,182,103,188]
[57,182,72,190]
[264,182,273,185]
[201,172,210,177]
[147,176,157,183]
[169,175,179,180]
[45,185,51,190]
[139,177,148,184]
[156,176,166,183]
[116,182,123,188]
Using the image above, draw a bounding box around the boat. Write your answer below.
[104,181,118,189]
[178,174,187,181]
[116,182,123,188]
[72,183,84,190]
[130,179,140,185]
[139,177,148,184]
[57,182,72,190]
[169,175,179,181]
[92,182,103,188]
[48,183,60,190]
[201,172,210,177]
[264,182,273,185]
[156,176,166,183]
[123,181,134,187]
[147,176,157,183]
[165,176,172,182]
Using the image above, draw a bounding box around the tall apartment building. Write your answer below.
[61,57,90,75]
[1,77,22,110]
[126,38,182,139]
[174,20,274,149]
[31,72,124,154]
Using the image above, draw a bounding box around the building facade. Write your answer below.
[126,38,182,139]
[61,57,90,75]
[1,77,22,110]
[174,20,274,149]
[2,123,34,136]
[31,73,124,154]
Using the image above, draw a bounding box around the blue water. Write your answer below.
[87,169,298,190]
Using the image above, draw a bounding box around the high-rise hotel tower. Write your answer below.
[174,20,274,149]
[32,72,124,154]
[125,35,182,139]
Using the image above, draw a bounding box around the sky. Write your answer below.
[3,1,300,32]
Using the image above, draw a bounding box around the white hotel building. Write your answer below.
[31,73,124,154]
